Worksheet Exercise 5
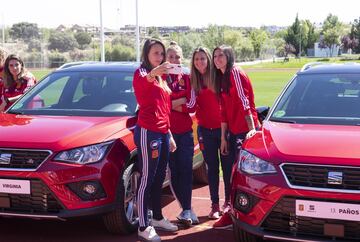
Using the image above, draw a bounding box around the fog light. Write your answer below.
[234,190,259,214]
[238,193,249,207]
[83,183,97,194]
[67,180,106,201]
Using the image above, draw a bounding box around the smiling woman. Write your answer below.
[0,54,36,111]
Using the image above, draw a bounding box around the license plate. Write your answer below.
[296,200,360,222]
[0,179,30,195]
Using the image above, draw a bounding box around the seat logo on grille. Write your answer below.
[0,153,12,164]
[328,171,343,185]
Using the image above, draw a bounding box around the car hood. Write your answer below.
[0,113,131,151]
[246,121,360,165]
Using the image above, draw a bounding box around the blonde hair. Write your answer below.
[166,41,183,59]
[0,47,7,65]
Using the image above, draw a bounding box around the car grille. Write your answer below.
[282,164,360,191]
[261,196,360,241]
[0,149,51,170]
[0,179,63,214]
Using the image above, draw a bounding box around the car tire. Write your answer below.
[193,161,208,184]
[103,162,140,234]
[233,224,261,242]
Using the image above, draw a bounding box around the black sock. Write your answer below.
[139,226,146,232]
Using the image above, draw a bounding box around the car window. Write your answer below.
[271,73,360,125]
[9,71,137,117]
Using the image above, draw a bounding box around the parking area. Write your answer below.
[0,181,233,242]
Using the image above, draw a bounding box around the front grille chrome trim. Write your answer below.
[0,212,66,221]
[0,148,53,171]
[280,163,360,194]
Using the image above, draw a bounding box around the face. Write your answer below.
[213,49,227,73]
[167,49,181,64]
[9,59,22,78]
[193,51,208,74]
[148,43,165,68]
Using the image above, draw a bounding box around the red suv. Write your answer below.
[231,63,360,242]
[0,62,206,234]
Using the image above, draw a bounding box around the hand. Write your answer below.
[151,62,170,76]
[172,97,186,108]
[220,138,229,155]
[0,96,6,112]
[245,129,256,140]
[169,136,177,152]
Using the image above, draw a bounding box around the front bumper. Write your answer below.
[231,168,360,241]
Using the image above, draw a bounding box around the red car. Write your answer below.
[0,62,206,234]
[231,63,360,242]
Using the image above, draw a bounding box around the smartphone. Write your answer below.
[167,63,182,75]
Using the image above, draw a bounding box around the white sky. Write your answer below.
[1,0,359,29]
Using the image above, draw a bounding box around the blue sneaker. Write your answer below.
[190,208,199,225]
[177,209,192,226]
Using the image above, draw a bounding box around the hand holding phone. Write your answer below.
[167,63,182,75]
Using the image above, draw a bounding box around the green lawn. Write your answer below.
[247,70,296,107]
[30,68,295,108]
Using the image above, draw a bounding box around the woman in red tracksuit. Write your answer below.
[0,54,36,111]
[133,38,178,242]
[165,42,198,226]
[190,47,232,220]
[211,45,259,228]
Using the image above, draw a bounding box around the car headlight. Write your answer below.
[54,141,113,164]
[238,150,276,175]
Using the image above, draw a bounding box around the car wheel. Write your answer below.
[233,224,261,242]
[103,162,140,234]
[193,161,208,184]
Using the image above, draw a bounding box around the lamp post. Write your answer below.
[99,0,105,62]
[299,23,302,58]
[135,0,140,63]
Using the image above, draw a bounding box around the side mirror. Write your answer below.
[256,106,270,124]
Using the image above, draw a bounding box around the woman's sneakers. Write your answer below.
[151,218,178,232]
[177,209,192,226]
[208,204,221,220]
[213,212,233,229]
[138,226,161,242]
[190,208,199,225]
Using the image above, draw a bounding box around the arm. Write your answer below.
[168,130,177,152]
[233,69,257,139]
[220,122,229,155]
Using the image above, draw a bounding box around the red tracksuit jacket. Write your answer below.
[133,68,171,134]
[220,67,258,134]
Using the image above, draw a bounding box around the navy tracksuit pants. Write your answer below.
[169,131,194,210]
[134,125,169,228]
[197,126,233,205]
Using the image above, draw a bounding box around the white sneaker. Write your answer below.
[190,208,199,225]
[151,218,178,232]
[138,226,161,242]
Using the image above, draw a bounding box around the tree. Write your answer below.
[9,22,40,40]
[305,20,319,50]
[75,32,92,49]
[202,25,225,51]
[319,14,345,56]
[350,18,360,53]
[249,29,268,58]
[48,31,78,52]
[284,14,302,56]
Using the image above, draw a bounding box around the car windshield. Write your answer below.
[270,73,360,125]
[7,71,137,117]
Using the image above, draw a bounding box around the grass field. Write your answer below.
[31,68,297,108]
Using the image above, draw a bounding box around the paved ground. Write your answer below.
[0,181,233,242]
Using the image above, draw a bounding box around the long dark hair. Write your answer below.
[212,45,235,95]
[140,38,166,71]
[140,38,171,93]
[190,47,213,93]
[3,54,26,88]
